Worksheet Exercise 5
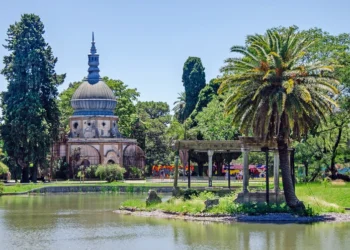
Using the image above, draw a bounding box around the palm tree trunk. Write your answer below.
[277,138,305,211]
[330,127,342,179]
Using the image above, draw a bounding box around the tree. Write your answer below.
[173,92,186,123]
[219,27,339,211]
[195,95,239,141]
[58,77,139,136]
[189,79,221,126]
[1,14,65,182]
[301,28,350,179]
[136,101,171,173]
[182,57,206,121]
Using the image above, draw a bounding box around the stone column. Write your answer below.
[100,144,104,164]
[242,148,250,193]
[273,151,280,193]
[208,150,214,187]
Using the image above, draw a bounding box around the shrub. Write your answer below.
[85,165,98,178]
[0,162,9,176]
[95,164,126,182]
[0,182,4,195]
[183,188,199,200]
[128,166,143,179]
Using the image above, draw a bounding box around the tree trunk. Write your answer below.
[277,138,305,212]
[330,127,342,179]
[198,162,203,176]
[17,159,29,183]
[21,166,29,183]
[32,163,38,183]
[304,162,309,177]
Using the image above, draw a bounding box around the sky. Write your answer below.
[0,0,350,110]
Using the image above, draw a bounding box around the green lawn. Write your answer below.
[296,182,350,212]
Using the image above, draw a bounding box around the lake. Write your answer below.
[0,194,349,250]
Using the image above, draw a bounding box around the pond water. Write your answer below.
[0,194,350,250]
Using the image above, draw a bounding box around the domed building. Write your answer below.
[54,34,145,175]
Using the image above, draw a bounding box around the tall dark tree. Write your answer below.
[189,78,220,125]
[1,14,65,182]
[182,57,206,121]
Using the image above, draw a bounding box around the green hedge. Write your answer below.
[96,164,126,182]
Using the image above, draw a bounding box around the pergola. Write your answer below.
[173,137,294,203]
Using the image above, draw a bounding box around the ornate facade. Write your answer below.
[54,34,144,174]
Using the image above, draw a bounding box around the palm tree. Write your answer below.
[173,92,186,123]
[219,27,339,211]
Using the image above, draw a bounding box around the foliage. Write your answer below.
[0,182,3,195]
[182,57,206,121]
[195,95,240,140]
[0,162,9,175]
[85,165,98,179]
[219,27,338,140]
[95,164,126,182]
[189,78,221,124]
[128,166,143,179]
[57,81,80,130]
[291,28,350,178]
[136,101,172,168]
[183,188,199,200]
[219,26,339,209]
[121,191,318,216]
[173,92,186,123]
[0,14,65,183]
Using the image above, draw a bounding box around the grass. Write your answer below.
[120,191,307,216]
[296,182,350,213]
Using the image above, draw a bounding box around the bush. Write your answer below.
[96,164,126,182]
[0,162,9,176]
[183,188,199,200]
[85,165,98,178]
[128,166,143,179]
[0,182,4,195]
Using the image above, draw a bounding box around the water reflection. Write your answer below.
[0,194,349,250]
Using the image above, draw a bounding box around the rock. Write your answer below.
[172,187,183,197]
[204,198,219,210]
[146,189,162,206]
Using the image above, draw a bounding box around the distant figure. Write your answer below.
[6,171,11,183]
[160,169,164,180]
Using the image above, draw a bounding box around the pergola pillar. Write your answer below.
[242,148,250,193]
[273,151,280,193]
[208,150,214,187]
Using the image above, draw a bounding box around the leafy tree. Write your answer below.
[58,77,139,136]
[195,95,239,141]
[219,27,339,211]
[136,101,171,173]
[301,28,350,178]
[1,14,65,182]
[182,57,206,121]
[58,81,80,129]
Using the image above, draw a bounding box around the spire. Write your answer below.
[87,32,100,84]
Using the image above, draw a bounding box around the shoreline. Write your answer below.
[114,209,350,224]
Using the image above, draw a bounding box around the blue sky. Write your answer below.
[0,0,350,110]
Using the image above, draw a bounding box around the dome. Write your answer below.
[70,34,117,116]
[71,80,116,116]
